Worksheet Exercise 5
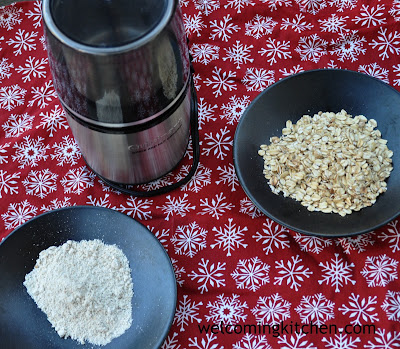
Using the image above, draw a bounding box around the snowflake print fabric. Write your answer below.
[1,1,400,348]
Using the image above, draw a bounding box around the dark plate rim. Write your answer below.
[233,68,400,238]
[0,205,177,349]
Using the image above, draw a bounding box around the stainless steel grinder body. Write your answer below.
[42,0,191,184]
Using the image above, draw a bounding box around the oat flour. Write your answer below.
[23,239,133,346]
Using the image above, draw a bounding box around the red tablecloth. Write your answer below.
[1,1,400,348]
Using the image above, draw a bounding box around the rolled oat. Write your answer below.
[258,110,393,216]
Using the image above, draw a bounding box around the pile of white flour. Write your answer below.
[23,239,133,346]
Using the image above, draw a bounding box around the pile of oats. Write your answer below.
[258,110,393,216]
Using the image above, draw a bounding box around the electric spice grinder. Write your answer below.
[42,0,198,191]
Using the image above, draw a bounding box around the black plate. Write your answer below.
[234,69,400,237]
[0,206,177,349]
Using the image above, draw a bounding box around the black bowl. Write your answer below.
[0,206,176,349]
[234,69,400,237]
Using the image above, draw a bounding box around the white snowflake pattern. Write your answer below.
[141,174,174,192]
[378,220,400,252]
[7,29,38,55]
[51,136,81,166]
[231,257,270,292]
[325,60,342,69]
[259,38,292,65]
[279,64,304,77]
[209,14,240,42]
[0,143,10,164]
[318,14,349,33]
[390,0,400,22]
[86,194,111,208]
[206,294,248,323]
[394,64,400,86]
[177,164,211,193]
[370,27,400,60]
[295,34,328,63]
[40,197,72,212]
[353,4,386,28]
[295,0,327,14]
[274,255,313,291]
[15,56,47,83]
[204,67,237,97]
[294,233,332,254]
[318,253,356,292]
[0,58,13,81]
[170,258,185,287]
[338,293,379,325]
[277,332,317,349]
[197,97,217,130]
[12,136,49,168]
[335,232,375,254]
[252,219,290,255]
[224,0,255,13]
[260,0,292,11]
[194,0,220,16]
[233,334,272,349]
[359,62,389,83]
[0,170,20,198]
[0,84,27,111]
[245,14,277,39]
[28,80,57,109]
[242,68,275,92]
[2,113,35,138]
[381,290,400,322]
[322,333,361,349]
[1,200,38,230]
[215,164,238,192]
[281,14,313,33]
[174,295,203,332]
[328,0,356,12]
[148,225,170,249]
[162,332,181,349]
[0,5,23,31]
[223,41,254,69]
[189,258,226,294]
[220,95,250,125]
[171,221,207,258]
[190,43,220,65]
[202,126,233,160]
[22,169,57,199]
[239,197,262,219]
[364,328,400,349]
[198,192,234,220]
[188,333,222,349]
[183,12,206,37]
[156,194,196,221]
[295,293,335,325]
[330,30,367,62]
[60,166,95,195]
[210,218,248,256]
[98,179,122,195]
[116,197,153,220]
[361,254,398,287]
[25,1,42,28]
[36,104,68,136]
[251,293,291,325]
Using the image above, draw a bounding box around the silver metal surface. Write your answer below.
[65,88,191,185]
[59,76,190,129]
[43,0,190,125]
[0,0,32,6]
[41,0,192,184]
